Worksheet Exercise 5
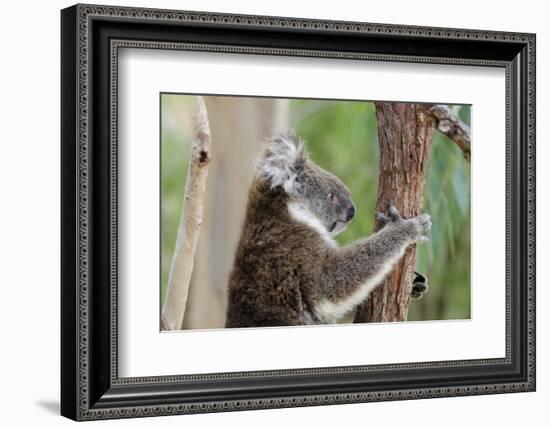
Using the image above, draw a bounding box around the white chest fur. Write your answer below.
[287,202,335,247]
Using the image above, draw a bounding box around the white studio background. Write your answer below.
[0,0,547,425]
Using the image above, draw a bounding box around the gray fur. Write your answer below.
[226,132,431,327]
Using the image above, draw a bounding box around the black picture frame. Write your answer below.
[61,3,536,421]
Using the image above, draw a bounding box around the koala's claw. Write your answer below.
[377,206,432,243]
[376,205,402,228]
[375,211,391,227]
[388,205,401,221]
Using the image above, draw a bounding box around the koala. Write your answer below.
[225,132,431,328]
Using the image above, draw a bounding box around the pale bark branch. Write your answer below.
[161,97,212,331]
[420,104,471,162]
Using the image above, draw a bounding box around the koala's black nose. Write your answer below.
[346,205,356,221]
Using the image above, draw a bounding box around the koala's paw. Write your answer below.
[406,212,431,243]
[377,205,431,243]
[411,271,429,299]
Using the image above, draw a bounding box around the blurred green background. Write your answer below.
[161,95,471,323]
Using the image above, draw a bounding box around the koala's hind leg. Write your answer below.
[315,205,431,323]
[411,271,429,299]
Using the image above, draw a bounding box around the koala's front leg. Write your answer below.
[315,206,431,322]
[378,209,431,299]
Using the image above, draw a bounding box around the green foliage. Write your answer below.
[160,95,193,304]
[410,130,471,320]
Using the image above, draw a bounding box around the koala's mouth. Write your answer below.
[329,220,349,236]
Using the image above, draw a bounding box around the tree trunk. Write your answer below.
[354,102,435,323]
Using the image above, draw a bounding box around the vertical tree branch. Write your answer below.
[354,102,435,323]
[161,97,212,331]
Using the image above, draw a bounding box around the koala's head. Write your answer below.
[257,132,355,236]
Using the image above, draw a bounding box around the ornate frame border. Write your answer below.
[61,3,536,421]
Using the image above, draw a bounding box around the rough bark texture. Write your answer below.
[354,102,435,323]
[161,97,212,331]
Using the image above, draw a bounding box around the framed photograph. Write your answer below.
[61,4,536,421]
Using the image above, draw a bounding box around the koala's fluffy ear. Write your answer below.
[257,132,307,193]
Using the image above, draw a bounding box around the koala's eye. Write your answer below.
[328,192,335,201]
